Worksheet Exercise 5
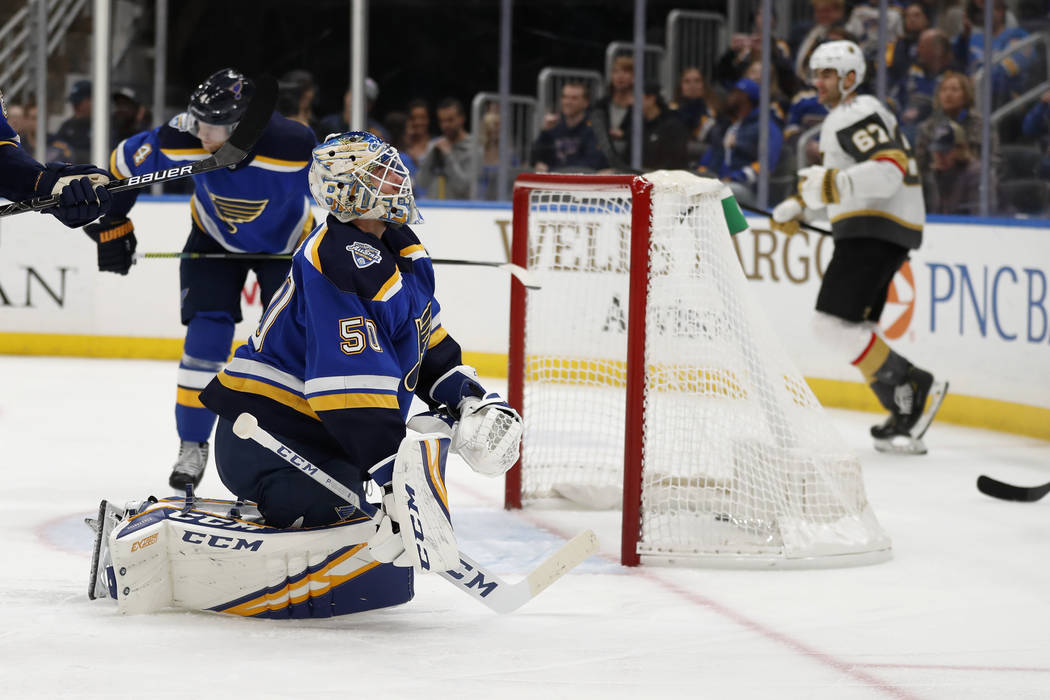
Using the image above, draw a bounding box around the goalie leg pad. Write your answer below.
[391,434,459,572]
[104,497,413,617]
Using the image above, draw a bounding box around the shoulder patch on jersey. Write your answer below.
[347,241,382,269]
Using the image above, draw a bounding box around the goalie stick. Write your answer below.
[0,75,278,219]
[231,413,598,613]
[134,252,542,289]
[976,475,1050,503]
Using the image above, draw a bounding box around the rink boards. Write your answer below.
[0,196,1047,439]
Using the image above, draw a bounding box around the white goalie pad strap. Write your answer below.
[454,394,523,476]
[107,499,376,616]
[391,434,458,572]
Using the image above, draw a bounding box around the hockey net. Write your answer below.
[505,171,891,567]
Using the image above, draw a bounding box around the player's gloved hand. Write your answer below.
[770,196,803,235]
[37,163,112,228]
[798,165,852,209]
[453,393,523,476]
[83,216,137,275]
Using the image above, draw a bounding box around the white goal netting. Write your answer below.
[514,171,891,567]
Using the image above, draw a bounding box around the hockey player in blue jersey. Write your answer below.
[85,131,522,618]
[88,68,317,490]
[0,87,112,228]
[199,130,522,529]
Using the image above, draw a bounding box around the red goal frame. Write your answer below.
[503,173,654,566]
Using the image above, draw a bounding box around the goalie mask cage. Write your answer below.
[505,171,892,568]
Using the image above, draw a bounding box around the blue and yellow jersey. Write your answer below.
[0,87,47,202]
[108,112,316,253]
[200,215,464,474]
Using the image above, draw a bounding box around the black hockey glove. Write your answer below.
[36,163,113,228]
[83,216,137,275]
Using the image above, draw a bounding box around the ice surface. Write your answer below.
[1,356,1048,699]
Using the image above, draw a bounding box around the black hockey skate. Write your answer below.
[871,368,949,455]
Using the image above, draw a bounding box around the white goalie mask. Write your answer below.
[308,131,422,225]
[809,40,866,96]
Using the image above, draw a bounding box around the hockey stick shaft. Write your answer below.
[737,203,833,236]
[0,75,277,219]
[231,413,596,613]
[976,475,1050,502]
[136,252,542,289]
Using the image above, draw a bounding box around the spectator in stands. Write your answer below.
[783,87,828,147]
[629,82,689,171]
[846,0,904,61]
[894,29,957,143]
[714,8,796,95]
[316,78,388,141]
[476,108,522,200]
[416,97,472,200]
[1021,88,1050,178]
[591,55,634,165]
[530,82,607,173]
[698,78,783,207]
[403,99,431,166]
[794,0,848,86]
[111,86,149,146]
[915,71,999,178]
[889,4,932,84]
[924,119,986,214]
[48,80,92,164]
[277,70,317,130]
[953,0,1031,107]
[383,110,419,188]
[670,67,718,168]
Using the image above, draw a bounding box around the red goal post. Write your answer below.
[504,171,891,569]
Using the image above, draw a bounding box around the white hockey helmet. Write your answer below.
[808,40,866,96]
[308,131,422,225]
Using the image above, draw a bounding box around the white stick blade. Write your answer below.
[232,413,258,440]
[525,529,600,598]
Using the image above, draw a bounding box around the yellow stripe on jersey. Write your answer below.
[253,154,309,169]
[427,326,448,348]
[0,139,19,148]
[399,244,426,258]
[373,269,402,301]
[830,209,923,231]
[305,224,329,274]
[215,370,320,420]
[176,386,204,408]
[308,392,400,412]
[161,147,210,157]
[109,148,125,178]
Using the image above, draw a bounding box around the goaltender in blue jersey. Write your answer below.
[90,68,317,490]
[84,132,524,619]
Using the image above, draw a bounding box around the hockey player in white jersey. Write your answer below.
[771,40,947,454]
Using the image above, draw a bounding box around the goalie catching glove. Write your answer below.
[797,165,853,209]
[367,435,459,572]
[412,366,523,476]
